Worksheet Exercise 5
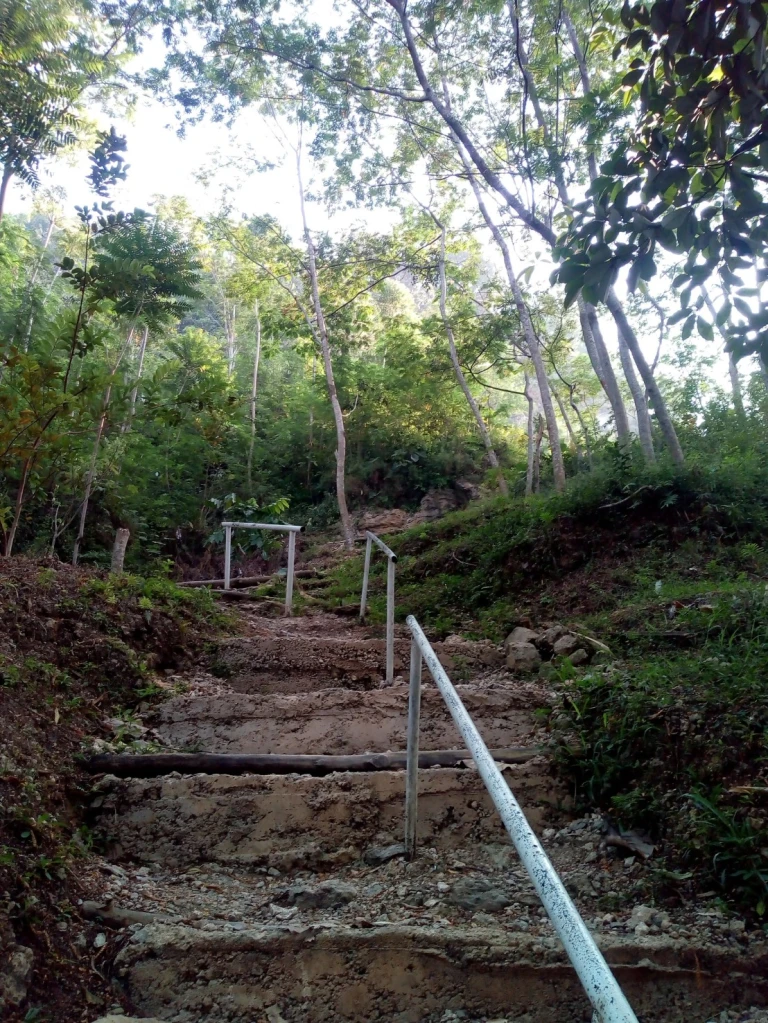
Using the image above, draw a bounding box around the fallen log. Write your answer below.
[82,900,176,926]
[83,747,538,778]
[178,575,271,588]
[178,569,321,589]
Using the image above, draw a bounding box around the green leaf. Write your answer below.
[697,316,714,341]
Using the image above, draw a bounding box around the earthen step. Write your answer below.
[93,762,561,870]
[110,920,768,1023]
[148,686,539,756]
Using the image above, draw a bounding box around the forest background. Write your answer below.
[2,0,768,568]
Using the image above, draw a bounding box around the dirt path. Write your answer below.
[84,602,768,1023]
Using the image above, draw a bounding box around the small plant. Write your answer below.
[687,791,768,915]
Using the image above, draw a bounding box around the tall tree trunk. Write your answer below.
[111,528,130,573]
[225,303,237,378]
[296,150,355,549]
[436,225,508,495]
[0,163,12,224]
[456,145,566,491]
[247,302,262,490]
[72,380,113,565]
[587,307,655,460]
[524,373,535,497]
[606,289,684,464]
[614,322,656,462]
[578,299,630,444]
[561,9,681,463]
[504,3,631,448]
[533,415,545,494]
[5,456,33,557]
[5,408,60,556]
[22,214,57,350]
[553,389,578,452]
[703,293,745,419]
[123,325,147,433]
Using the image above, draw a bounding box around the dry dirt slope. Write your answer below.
[73,603,768,1023]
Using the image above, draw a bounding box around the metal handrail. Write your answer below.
[359,531,397,684]
[404,614,639,1023]
[221,521,302,614]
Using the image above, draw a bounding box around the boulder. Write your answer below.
[435,636,505,669]
[504,626,540,649]
[280,880,357,910]
[538,624,567,646]
[415,489,461,522]
[363,843,405,866]
[0,942,34,1009]
[505,642,542,673]
[447,877,511,913]
[569,648,590,667]
[553,633,582,658]
[358,508,408,534]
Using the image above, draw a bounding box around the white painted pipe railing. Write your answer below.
[359,531,397,684]
[404,614,640,1023]
[222,521,302,615]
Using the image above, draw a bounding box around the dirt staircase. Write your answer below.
[86,607,768,1023]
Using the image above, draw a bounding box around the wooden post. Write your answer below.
[110,528,130,573]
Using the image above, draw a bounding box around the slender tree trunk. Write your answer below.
[533,415,545,494]
[606,289,684,464]
[554,389,578,452]
[504,3,631,448]
[5,408,60,556]
[436,226,508,495]
[614,325,655,462]
[5,456,33,556]
[524,373,535,497]
[728,354,745,418]
[436,68,564,491]
[296,150,355,549]
[703,293,745,419]
[587,307,654,459]
[0,163,12,224]
[247,302,262,490]
[562,10,680,463]
[123,325,147,433]
[22,214,56,350]
[225,303,237,378]
[72,380,113,565]
[578,299,631,444]
[457,150,565,490]
[111,528,130,573]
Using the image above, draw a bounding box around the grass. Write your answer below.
[321,456,768,916]
[550,587,768,916]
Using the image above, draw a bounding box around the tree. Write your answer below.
[558,0,768,363]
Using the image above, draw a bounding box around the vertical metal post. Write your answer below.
[385,555,395,684]
[285,529,296,616]
[359,534,372,619]
[404,637,422,860]
[224,525,232,590]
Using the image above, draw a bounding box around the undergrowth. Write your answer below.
[323,456,768,916]
[0,557,228,1022]
[549,588,768,916]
